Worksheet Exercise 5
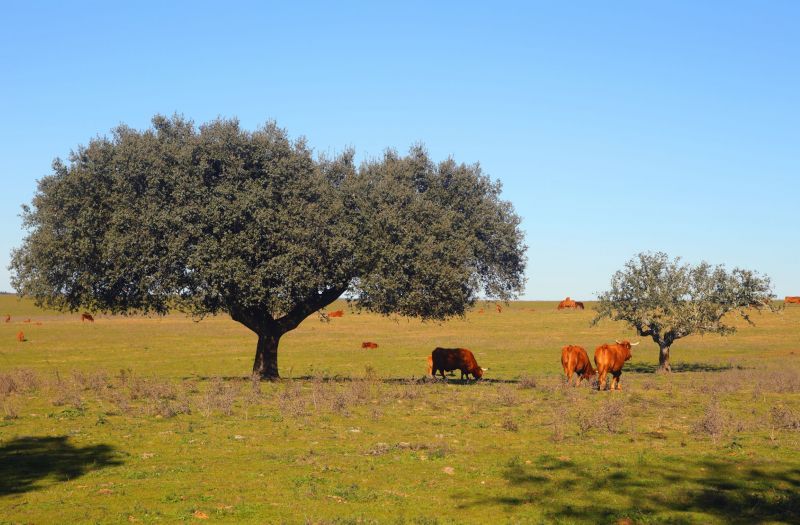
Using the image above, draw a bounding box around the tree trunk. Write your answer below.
[253,331,282,380]
[658,344,671,373]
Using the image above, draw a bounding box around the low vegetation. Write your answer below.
[1,297,799,523]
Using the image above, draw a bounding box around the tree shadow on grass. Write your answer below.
[627,362,740,374]
[0,436,123,497]
[455,454,800,524]
[188,374,519,385]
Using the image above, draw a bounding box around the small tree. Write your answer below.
[592,252,778,372]
[10,115,526,379]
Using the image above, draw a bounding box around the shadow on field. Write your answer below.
[188,375,519,385]
[627,362,738,374]
[0,436,123,496]
[457,454,800,524]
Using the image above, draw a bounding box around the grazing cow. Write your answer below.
[361,341,378,349]
[426,355,433,375]
[560,345,595,386]
[328,310,344,318]
[478,309,484,314]
[81,313,94,322]
[4,314,10,323]
[594,340,639,391]
[496,304,503,313]
[557,297,577,310]
[574,301,585,310]
[23,318,31,323]
[786,296,800,305]
[430,347,486,381]
[17,331,25,342]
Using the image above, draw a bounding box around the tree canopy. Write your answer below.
[592,252,778,371]
[11,115,526,378]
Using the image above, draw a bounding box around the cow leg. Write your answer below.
[598,369,607,391]
[612,372,622,391]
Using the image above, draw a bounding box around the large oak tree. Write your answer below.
[11,115,526,379]
[593,252,778,372]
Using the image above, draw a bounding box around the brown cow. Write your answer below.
[328,310,344,318]
[560,345,595,386]
[495,303,503,313]
[430,347,486,380]
[4,314,10,323]
[23,318,31,323]
[785,296,800,305]
[81,313,94,322]
[594,340,639,391]
[17,331,25,342]
[557,297,577,310]
[574,301,585,310]
[361,341,378,349]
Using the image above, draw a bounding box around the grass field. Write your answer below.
[1,295,799,524]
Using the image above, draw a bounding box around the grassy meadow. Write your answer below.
[1,295,799,524]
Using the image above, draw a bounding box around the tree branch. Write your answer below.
[277,283,349,332]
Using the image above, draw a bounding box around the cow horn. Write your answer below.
[481,367,488,371]
[631,341,640,346]
[615,340,621,344]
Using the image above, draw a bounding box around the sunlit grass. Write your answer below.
[1,297,799,523]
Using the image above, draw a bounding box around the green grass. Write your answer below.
[1,296,799,524]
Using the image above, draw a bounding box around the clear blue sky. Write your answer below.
[1,1,797,299]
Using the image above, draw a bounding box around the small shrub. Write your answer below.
[770,405,800,430]
[502,417,519,432]
[0,374,17,396]
[496,386,519,407]
[597,398,625,433]
[693,400,730,441]
[397,380,422,400]
[13,369,40,393]
[278,381,307,418]
[518,375,537,389]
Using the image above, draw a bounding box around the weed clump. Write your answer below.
[770,405,800,430]
[518,375,537,389]
[693,400,732,441]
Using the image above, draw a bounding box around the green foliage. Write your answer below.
[10,115,526,375]
[593,252,778,352]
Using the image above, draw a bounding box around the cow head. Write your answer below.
[582,364,597,379]
[473,367,486,380]
[614,340,639,361]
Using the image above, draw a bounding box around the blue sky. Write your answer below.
[1,1,797,299]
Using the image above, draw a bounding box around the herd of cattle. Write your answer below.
[423,341,638,390]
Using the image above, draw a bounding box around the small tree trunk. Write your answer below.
[253,332,282,380]
[658,344,671,373]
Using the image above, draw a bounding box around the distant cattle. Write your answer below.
[430,347,485,381]
[426,355,433,375]
[16,331,25,342]
[478,309,484,314]
[361,341,378,349]
[786,296,800,305]
[557,297,578,310]
[4,314,10,323]
[560,345,595,386]
[328,310,344,318]
[574,301,585,310]
[496,304,503,313]
[594,340,639,391]
[81,313,94,322]
[23,319,31,323]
